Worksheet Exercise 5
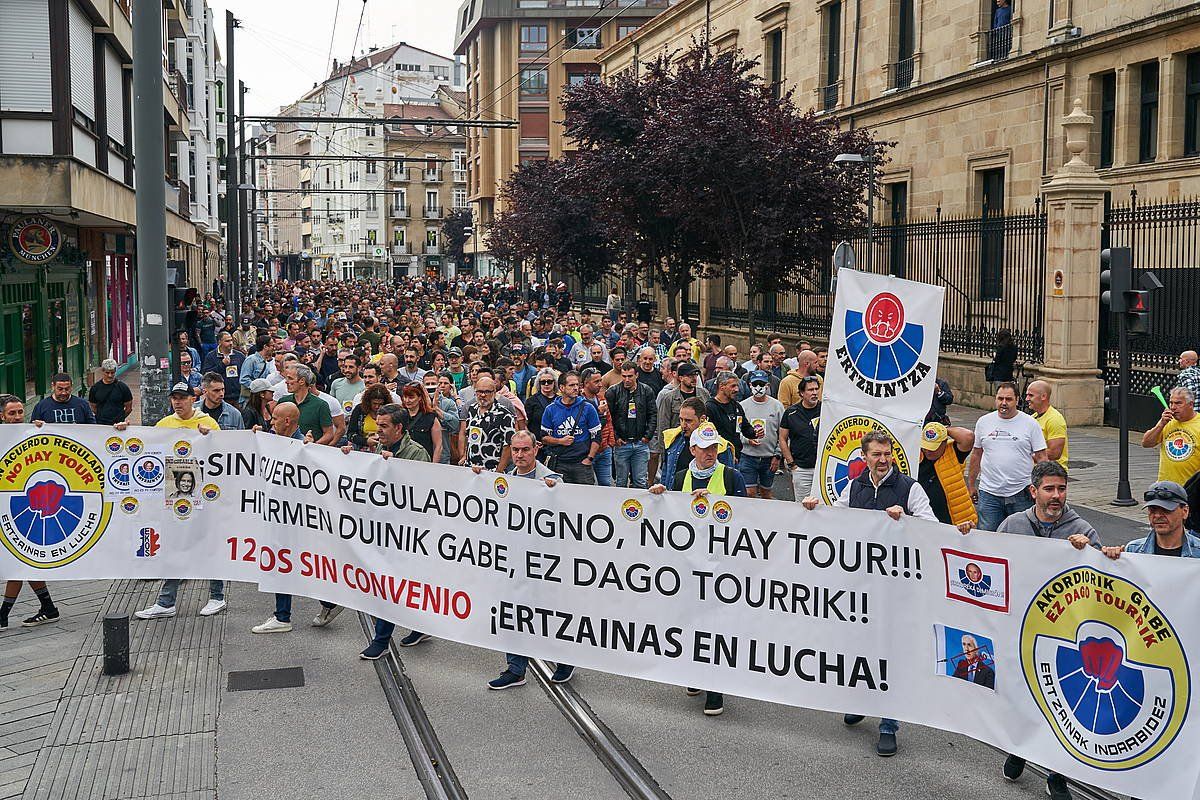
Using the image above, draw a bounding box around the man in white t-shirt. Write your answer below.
[968,381,1048,531]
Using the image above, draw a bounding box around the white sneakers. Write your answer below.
[311,605,344,627]
[199,599,227,616]
[251,617,293,634]
[134,603,177,620]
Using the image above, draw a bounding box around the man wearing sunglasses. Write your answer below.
[1103,481,1199,560]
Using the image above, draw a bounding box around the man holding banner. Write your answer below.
[968,382,1048,531]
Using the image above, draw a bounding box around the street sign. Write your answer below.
[833,241,856,271]
[427,256,442,266]
[372,246,386,259]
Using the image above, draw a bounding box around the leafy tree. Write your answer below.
[441,208,472,267]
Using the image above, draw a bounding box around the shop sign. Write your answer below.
[8,216,63,264]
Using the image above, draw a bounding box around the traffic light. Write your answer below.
[1100,247,1131,312]
[1124,289,1151,335]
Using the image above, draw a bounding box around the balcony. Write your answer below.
[389,168,411,182]
[888,57,914,90]
[422,205,443,220]
[423,169,443,183]
[423,244,441,256]
[390,205,409,219]
[452,169,467,183]
[979,24,1013,63]
[818,82,840,112]
[392,243,410,256]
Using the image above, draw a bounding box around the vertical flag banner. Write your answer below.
[815,269,946,502]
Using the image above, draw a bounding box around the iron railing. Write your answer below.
[982,23,1013,62]
[890,58,914,90]
[818,82,840,112]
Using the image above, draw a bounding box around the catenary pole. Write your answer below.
[224,11,240,318]
[132,0,169,423]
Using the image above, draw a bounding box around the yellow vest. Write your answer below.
[931,448,977,526]
[682,463,728,495]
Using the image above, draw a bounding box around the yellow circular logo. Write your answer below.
[1164,429,1197,462]
[125,438,144,455]
[173,498,193,519]
[621,498,643,522]
[712,500,733,523]
[173,440,191,458]
[119,496,139,514]
[493,476,509,497]
[690,494,709,519]
[1020,567,1189,770]
[0,434,112,568]
[104,436,124,455]
[817,415,909,504]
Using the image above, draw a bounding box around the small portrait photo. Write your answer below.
[934,624,996,690]
[167,466,198,500]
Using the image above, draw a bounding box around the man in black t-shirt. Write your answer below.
[705,372,758,461]
[635,294,655,324]
[780,376,822,501]
[88,360,133,425]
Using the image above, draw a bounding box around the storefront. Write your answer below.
[0,216,89,403]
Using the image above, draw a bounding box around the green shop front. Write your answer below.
[0,216,90,405]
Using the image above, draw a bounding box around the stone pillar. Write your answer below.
[1039,98,1108,425]
[1158,54,1183,162]
[698,277,711,331]
[1112,66,1135,168]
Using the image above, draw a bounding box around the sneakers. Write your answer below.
[134,603,176,620]
[703,692,724,716]
[685,687,702,697]
[199,599,227,617]
[398,631,431,647]
[549,664,575,684]
[1003,754,1026,781]
[311,605,344,627]
[360,641,389,660]
[843,713,865,726]
[488,670,527,690]
[251,617,293,634]
[1046,774,1073,800]
[876,731,898,757]
[21,608,60,627]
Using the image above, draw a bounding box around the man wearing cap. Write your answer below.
[802,430,940,757]
[917,421,978,528]
[509,345,537,397]
[738,370,786,499]
[1141,387,1200,485]
[650,421,747,717]
[155,383,219,431]
[655,360,710,456]
[780,376,822,500]
[1104,481,1199,559]
[657,397,735,484]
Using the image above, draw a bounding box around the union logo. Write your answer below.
[0,435,111,568]
[493,476,509,497]
[201,484,220,502]
[818,415,910,504]
[173,498,193,519]
[133,456,165,490]
[712,500,732,523]
[1164,430,1195,462]
[119,496,139,514]
[125,438,144,456]
[691,495,709,519]
[106,458,130,492]
[1021,567,1189,771]
[621,499,643,522]
[104,437,124,455]
[173,440,191,458]
[836,292,931,397]
[135,527,160,558]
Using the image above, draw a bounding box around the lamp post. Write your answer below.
[835,152,876,274]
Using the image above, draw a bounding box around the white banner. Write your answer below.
[815,268,945,502]
[2,426,1198,799]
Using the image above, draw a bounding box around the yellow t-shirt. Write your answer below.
[1033,405,1069,468]
[155,413,220,430]
[362,414,378,435]
[1158,415,1200,484]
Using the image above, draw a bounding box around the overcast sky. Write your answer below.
[205,1,458,115]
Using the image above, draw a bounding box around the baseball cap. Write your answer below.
[676,361,700,377]
[747,369,770,385]
[249,378,274,394]
[1143,481,1189,511]
[688,422,728,452]
[921,422,949,450]
[168,382,191,397]
[511,344,528,355]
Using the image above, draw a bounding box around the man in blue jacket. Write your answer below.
[537,370,601,485]
[1103,481,1199,560]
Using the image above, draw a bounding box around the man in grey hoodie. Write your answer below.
[995,459,1096,800]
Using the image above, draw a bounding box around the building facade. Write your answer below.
[0,0,223,405]
[453,0,673,276]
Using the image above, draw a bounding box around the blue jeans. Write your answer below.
[157,579,223,608]
[977,489,1033,532]
[593,446,613,486]
[613,441,650,489]
[880,718,899,735]
[373,619,394,646]
[274,593,335,623]
[505,653,572,677]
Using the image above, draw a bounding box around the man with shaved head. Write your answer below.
[1177,350,1200,411]
[1024,380,1068,468]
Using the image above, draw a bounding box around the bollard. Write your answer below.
[102,613,130,676]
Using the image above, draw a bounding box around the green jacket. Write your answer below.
[384,434,431,462]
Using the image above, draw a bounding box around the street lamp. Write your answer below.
[835,152,876,274]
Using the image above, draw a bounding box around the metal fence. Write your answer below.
[1101,192,1200,392]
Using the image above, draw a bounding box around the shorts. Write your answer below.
[737,454,776,489]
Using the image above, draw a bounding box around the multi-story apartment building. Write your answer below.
[453,0,673,275]
[0,0,223,404]
[262,42,463,280]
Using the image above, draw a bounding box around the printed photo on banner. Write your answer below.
[934,624,996,690]
[942,548,1010,613]
[165,457,202,507]
[822,268,945,422]
[812,398,921,504]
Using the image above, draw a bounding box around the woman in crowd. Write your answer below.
[347,384,393,451]
[399,382,443,463]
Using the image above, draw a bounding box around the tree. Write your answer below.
[442,208,472,268]
[648,46,886,343]
[487,158,614,290]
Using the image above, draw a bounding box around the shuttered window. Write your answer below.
[69,0,95,120]
[105,45,125,144]
[0,0,52,113]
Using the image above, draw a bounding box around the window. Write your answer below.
[821,1,842,110]
[394,189,407,209]
[394,227,406,245]
[453,150,467,171]
[1099,72,1116,168]
[367,229,377,245]
[1185,54,1200,156]
[567,69,600,87]
[979,168,1005,300]
[617,24,641,40]
[765,29,784,99]
[568,27,601,49]
[519,68,548,98]
[365,194,377,212]
[364,124,377,137]
[520,110,550,140]
[426,228,439,246]
[520,25,548,54]
[1139,61,1159,163]
[396,63,421,72]
[892,0,915,89]
[453,188,468,209]
[365,159,377,174]
[887,182,908,278]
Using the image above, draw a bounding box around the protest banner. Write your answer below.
[815,269,945,502]
[1,426,1198,799]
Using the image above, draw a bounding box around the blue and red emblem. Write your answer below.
[837,292,931,395]
[9,479,85,547]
